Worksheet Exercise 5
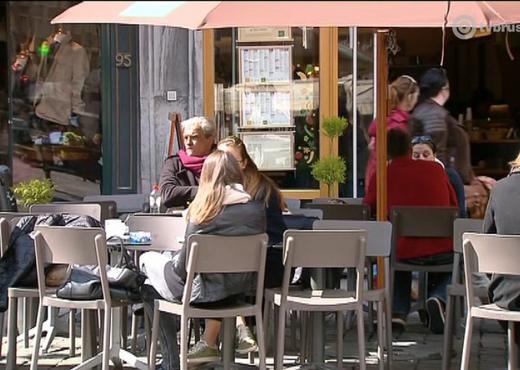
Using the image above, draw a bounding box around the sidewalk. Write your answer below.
[0,308,509,369]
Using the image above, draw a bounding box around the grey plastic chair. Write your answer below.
[461,233,520,370]
[287,208,323,220]
[314,220,393,370]
[30,203,102,222]
[148,233,268,370]
[31,225,148,370]
[84,194,147,214]
[390,206,459,314]
[51,201,118,222]
[312,197,364,205]
[264,230,367,370]
[285,199,301,213]
[304,203,370,220]
[442,218,485,370]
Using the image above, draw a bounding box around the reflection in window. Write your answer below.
[9,2,102,200]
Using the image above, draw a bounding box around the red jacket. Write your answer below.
[364,157,458,260]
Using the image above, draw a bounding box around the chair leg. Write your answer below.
[29,304,45,370]
[121,306,128,349]
[69,309,76,357]
[442,293,455,370]
[300,311,307,364]
[255,311,267,370]
[131,308,138,353]
[275,303,287,370]
[180,313,189,370]
[148,304,160,370]
[337,311,344,369]
[385,291,393,370]
[377,301,384,370]
[262,296,271,353]
[102,308,111,370]
[6,296,18,370]
[357,306,366,370]
[22,297,29,348]
[0,311,4,357]
[508,321,518,370]
[460,315,473,370]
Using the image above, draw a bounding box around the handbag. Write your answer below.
[56,237,146,302]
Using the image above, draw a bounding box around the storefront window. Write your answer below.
[9,2,102,200]
[338,28,375,197]
[214,27,320,189]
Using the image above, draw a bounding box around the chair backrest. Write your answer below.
[390,206,458,238]
[33,225,109,302]
[126,215,187,251]
[184,233,268,307]
[50,201,117,222]
[285,198,301,212]
[83,194,146,214]
[312,197,364,205]
[0,212,43,256]
[30,203,102,222]
[288,208,323,220]
[453,218,483,254]
[303,203,370,220]
[313,220,392,257]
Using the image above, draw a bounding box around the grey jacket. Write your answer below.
[165,200,266,304]
[484,172,520,310]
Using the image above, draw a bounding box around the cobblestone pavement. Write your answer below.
[0,310,509,369]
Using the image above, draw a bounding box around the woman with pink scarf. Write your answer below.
[159,117,216,208]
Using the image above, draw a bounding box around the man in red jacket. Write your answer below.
[364,129,458,333]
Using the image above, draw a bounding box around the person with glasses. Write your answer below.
[411,135,467,217]
[365,75,419,193]
[364,129,458,334]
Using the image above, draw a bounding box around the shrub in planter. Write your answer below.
[12,178,55,209]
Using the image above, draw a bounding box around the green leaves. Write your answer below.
[311,157,346,186]
[322,116,348,139]
[12,179,55,207]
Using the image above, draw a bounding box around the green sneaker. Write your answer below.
[187,340,220,364]
[235,326,258,354]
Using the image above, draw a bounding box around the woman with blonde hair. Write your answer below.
[140,150,266,369]
[364,75,419,193]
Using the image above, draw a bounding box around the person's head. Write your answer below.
[387,129,412,160]
[509,151,520,173]
[217,136,285,208]
[411,135,437,161]
[419,68,450,105]
[388,75,419,112]
[181,116,216,157]
[187,150,244,224]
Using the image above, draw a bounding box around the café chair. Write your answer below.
[148,233,268,370]
[303,203,370,220]
[461,233,520,370]
[265,230,367,370]
[30,225,148,370]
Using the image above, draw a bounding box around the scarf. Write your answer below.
[178,149,207,176]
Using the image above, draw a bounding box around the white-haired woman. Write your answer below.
[159,116,216,209]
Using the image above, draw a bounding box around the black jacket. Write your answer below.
[159,155,199,209]
[0,214,101,312]
[165,200,266,304]
[484,172,520,310]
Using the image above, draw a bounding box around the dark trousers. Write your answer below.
[141,284,180,370]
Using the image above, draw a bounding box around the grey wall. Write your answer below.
[139,26,204,194]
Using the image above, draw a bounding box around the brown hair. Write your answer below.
[187,150,244,224]
[218,136,286,209]
[388,75,419,111]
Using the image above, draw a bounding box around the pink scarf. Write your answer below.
[178,149,208,176]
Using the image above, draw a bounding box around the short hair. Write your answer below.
[419,68,449,100]
[181,116,216,138]
[387,129,411,159]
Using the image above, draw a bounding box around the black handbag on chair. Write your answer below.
[56,237,146,302]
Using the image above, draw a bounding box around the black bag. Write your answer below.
[56,238,146,302]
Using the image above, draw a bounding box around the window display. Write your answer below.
[9,2,102,199]
[241,132,294,171]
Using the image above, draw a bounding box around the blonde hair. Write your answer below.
[509,151,520,171]
[187,150,244,224]
[388,75,419,111]
[218,136,286,209]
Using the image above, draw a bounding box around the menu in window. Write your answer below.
[242,90,291,127]
[239,46,291,84]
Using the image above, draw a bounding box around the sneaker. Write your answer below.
[426,297,446,334]
[236,326,258,354]
[391,316,407,333]
[187,340,220,364]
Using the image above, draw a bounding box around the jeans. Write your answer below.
[141,284,180,370]
[393,252,453,317]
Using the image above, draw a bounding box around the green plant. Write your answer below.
[311,116,348,197]
[12,179,55,208]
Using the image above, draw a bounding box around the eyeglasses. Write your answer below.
[411,135,434,146]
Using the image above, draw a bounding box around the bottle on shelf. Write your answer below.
[149,184,161,213]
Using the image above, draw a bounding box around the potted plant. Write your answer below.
[311,116,348,198]
[12,178,55,211]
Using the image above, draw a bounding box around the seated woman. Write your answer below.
[411,135,467,217]
[140,150,266,369]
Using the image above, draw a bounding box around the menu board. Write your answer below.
[241,132,294,171]
[239,46,292,84]
[241,90,292,127]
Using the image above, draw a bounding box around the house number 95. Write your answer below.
[115,53,132,68]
